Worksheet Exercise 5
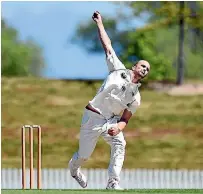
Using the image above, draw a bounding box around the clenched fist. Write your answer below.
[92,11,102,24]
[108,127,121,136]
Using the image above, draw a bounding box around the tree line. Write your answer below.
[2,2,203,85]
[1,19,45,77]
[72,1,203,85]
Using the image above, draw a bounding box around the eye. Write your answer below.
[141,64,145,68]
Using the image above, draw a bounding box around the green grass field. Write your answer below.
[2,77,203,169]
[2,189,203,194]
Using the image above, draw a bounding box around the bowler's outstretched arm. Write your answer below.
[92,11,113,57]
[92,11,125,72]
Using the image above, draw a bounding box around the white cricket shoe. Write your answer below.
[106,178,124,190]
[69,159,87,188]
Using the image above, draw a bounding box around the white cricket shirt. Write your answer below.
[89,49,141,119]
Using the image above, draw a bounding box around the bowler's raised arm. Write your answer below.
[92,11,113,57]
[92,11,125,72]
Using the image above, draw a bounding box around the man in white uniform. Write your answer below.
[69,11,150,190]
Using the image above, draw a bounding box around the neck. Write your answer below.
[130,70,141,83]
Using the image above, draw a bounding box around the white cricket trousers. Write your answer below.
[70,108,126,181]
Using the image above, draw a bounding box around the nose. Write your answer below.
[143,67,148,72]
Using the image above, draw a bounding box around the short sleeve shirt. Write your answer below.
[89,50,141,119]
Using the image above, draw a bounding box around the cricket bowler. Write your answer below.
[69,11,150,190]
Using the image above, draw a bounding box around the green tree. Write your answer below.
[72,2,203,83]
[1,19,45,77]
[72,18,174,82]
[126,1,203,84]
